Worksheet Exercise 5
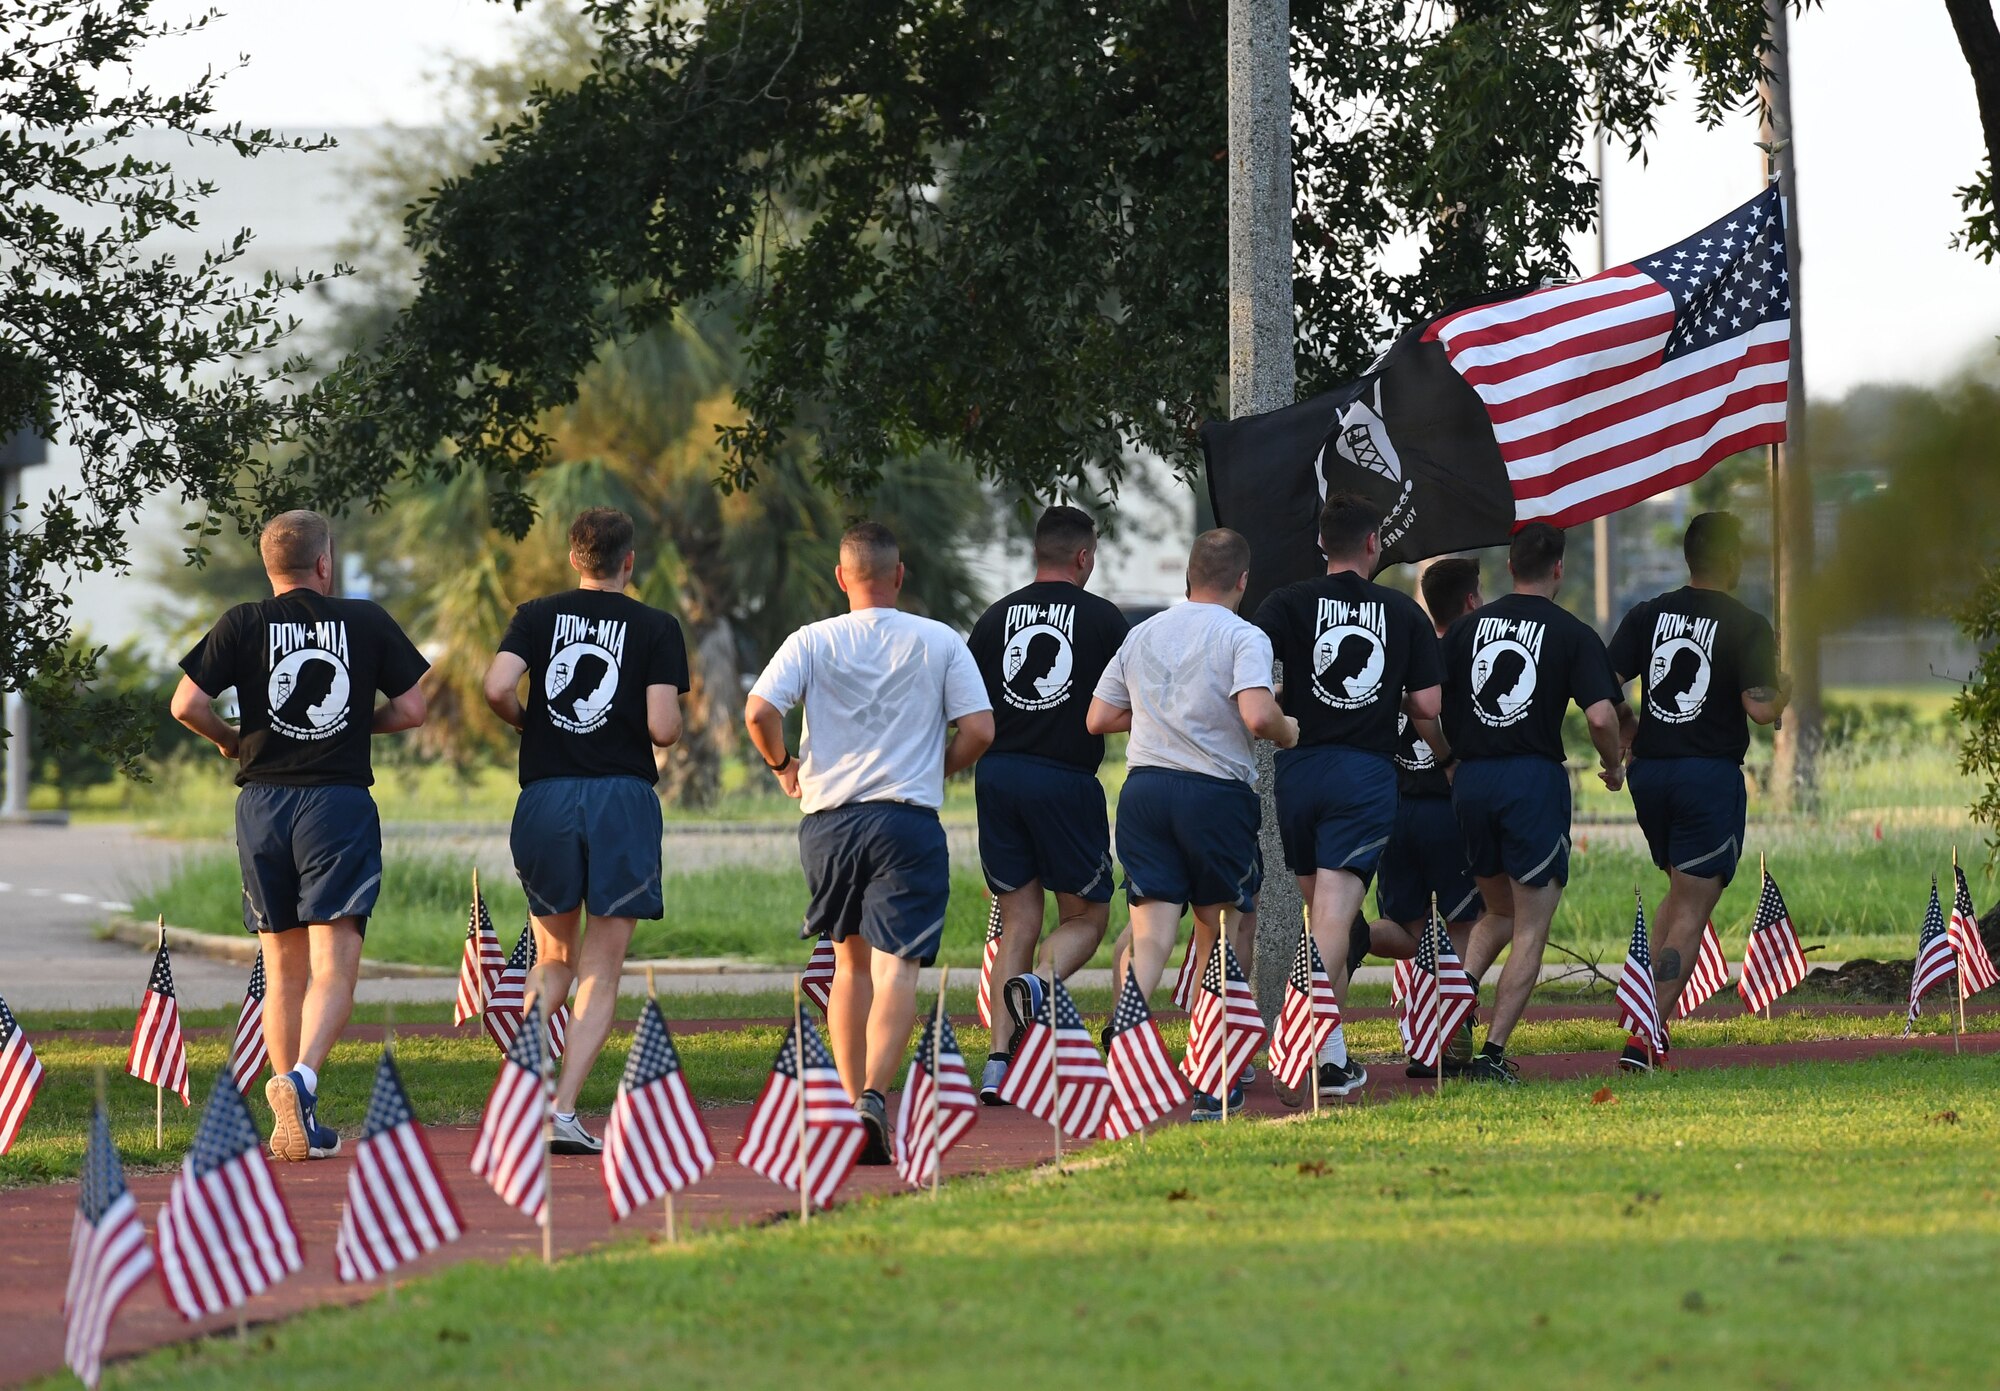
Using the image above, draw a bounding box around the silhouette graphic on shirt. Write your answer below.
[272,657,339,732]
[548,653,613,727]
[1653,646,1704,715]
[1006,632,1064,704]
[1474,650,1529,720]
[1319,633,1376,700]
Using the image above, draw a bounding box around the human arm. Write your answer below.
[646,685,683,747]
[1402,684,1441,722]
[743,693,799,798]
[1742,673,1792,726]
[1413,714,1450,769]
[1085,698,1132,735]
[1740,618,1788,725]
[169,676,238,759]
[1582,698,1625,791]
[482,652,529,731]
[1236,687,1298,748]
[944,710,994,777]
[373,683,427,734]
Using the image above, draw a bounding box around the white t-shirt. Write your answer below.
[1093,600,1274,786]
[749,607,991,815]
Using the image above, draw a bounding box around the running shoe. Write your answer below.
[1465,1051,1520,1084]
[979,1055,1011,1106]
[1236,1062,1256,1092]
[1617,1035,1654,1073]
[265,1070,314,1162]
[856,1089,893,1165]
[1188,1085,1245,1122]
[1315,1059,1369,1097]
[1003,973,1046,1037]
[550,1113,604,1155]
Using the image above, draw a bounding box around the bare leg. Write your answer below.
[1369,918,1422,960]
[296,919,363,1074]
[1461,904,1514,983]
[988,882,1046,1056]
[1038,893,1109,978]
[864,950,920,1096]
[261,929,309,1076]
[1483,877,1562,1050]
[1651,869,1727,1022]
[1302,869,1366,1000]
[1126,899,1184,997]
[1225,902,1256,973]
[551,913,636,1114]
[828,935,874,1097]
[529,908,583,1027]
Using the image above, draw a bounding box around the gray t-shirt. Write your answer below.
[749,607,991,815]
[1093,600,1275,786]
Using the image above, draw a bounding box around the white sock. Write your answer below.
[1317,1025,1349,1067]
[555,1110,577,1126]
[294,1063,318,1094]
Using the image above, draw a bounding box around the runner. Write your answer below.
[1438,524,1631,1083]
[964,506,1128,1104]
[1250,493,1442,1101]
[1607,511,1789,1068]
[744,521,994,1162]
[169,510,428,1160]
[1086,528,1297,1119]
[483,507,689,1153]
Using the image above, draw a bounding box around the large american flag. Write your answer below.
[999,973,1113,1141]
[603,998,715,1220]
[227,951,268,1096]
[485,920,569,1058]
[1268,926,1339,1092]
[1907,877,1958,1033]
[893,1007,978,1188]
[335,1051,463,1283]
[127,941,189,1106]
[1181,943,1265,1098]
[734,1013,866,1209]
[1401,915,1478,1070]
[471,997,551,1225]
[0,992,44,1155]
[1101,967,1188,1139]
[1427,185,1790,528]
[1737,866,1808,1013]
[1673,921,1730,1021]
[64,1105,153,1389]
[1617,894,1667,1058]
[157,1072,303,1318]
[1949,862,1999,997]
[454,879,504,1026]
[801,931,837,1016]
[974,901,1002,1028]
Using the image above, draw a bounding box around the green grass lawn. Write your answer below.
[57,1050,2000,1391]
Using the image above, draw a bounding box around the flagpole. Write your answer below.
[930,966,949,1196]
[793,974,809,1224]
[155,916,166,1148]
[530,978,553,1266]
[1954,848,1965,1055]
[646,965,676,1241]
[1305,907,1320,1116]
[1218,922,1230,1126]
[1047,954,1063,1169]
[1432,897,1443,1100]
[1760,853,1772,1023]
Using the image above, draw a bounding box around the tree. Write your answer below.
[0,0,336,774]
[1946,0,2000,261]
[288,0,1780,535]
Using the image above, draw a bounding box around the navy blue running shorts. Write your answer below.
[1272,745,1397,884]
[1375,794,1484,925]
[511,775,666,919]
[974,752,1114,903]
[799,801,950,965]
[1451,756,1572,889]
[1115,766,1262,913]
[1627,756,1747,886]
[236,783,381,935]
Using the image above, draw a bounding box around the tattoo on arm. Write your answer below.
[1653,946,1682,984]
[1746,686,1779,702]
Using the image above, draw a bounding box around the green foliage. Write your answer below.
[0,0,337,768]
[291,0,1780,534]
[29,638,202,790]
[1955,564,2000,859]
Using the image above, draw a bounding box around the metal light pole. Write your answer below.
[1228,0,1300,1011]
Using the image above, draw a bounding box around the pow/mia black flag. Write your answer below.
[1203,322,1514,615]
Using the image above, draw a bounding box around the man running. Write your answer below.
[1439,524,1629,1083]
[1607,511,1788,1067]
[964,505,1128,1103]
[170,510,428,1160]
[1086,529,1297,1119]
[1251,493,1442,1101]
[483,506,688,1153]
[744,522,994,1162]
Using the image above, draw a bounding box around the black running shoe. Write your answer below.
[1617,1038,1654,1073]
[1315,1059,1369,1097]
[1465,1051,1520,1084]
[1405,1060,1439,1079]
[856,1089,893,1165]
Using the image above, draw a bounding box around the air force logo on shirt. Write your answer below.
[547,613,627,734]
[267,620,352,740]
[1469,614,1545,728]
[1646,612,1716,724]
[1000,601,1076,712]
[1310,597,1386,710]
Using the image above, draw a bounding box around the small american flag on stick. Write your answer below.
[335,1051,463,1282]
[999,973,1113,1141]
[471,998,551,1225]
[455,874,504,1026]
[1181,943,1265,1098]
[1101,967,1188,1139]
[1170,938,1200,1013]
[801,932,837,1015]
[1268,925,1339,1093]
[603,999,714,1221]
[974,900,1003,1027]
[1907,878,1958,1033]
[1737,863,1807,1013]
[1402,914,1478,1070]
[0,993,44,1155]
[893,1006,978,1188]
[1949,859,1998,997]
[158,1071,303,1318]
[735,1013,866,1209]
[1673,921,1730,1020]
[1616,893,1666,1059]
[127,940,189,1106]
[486,921,569,1058]
[227,951,268,1095]
[64,1104,153,1389]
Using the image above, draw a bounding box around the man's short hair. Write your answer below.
[1509,523,1566,582]
[1420,557,1481,625]
[259,509,330,575]
[1032,505,1097,568]
[1187,528,1252,594]
[1319,492,1386,558]
[1684,511,1743,580]
[569,506,635,579]
[839,520,900,580]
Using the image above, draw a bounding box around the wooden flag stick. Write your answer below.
[1953,848,1965,1054]
[155,916,166,1148]
[793,975,810,1224]
[1432,896,1443,1100]
[1217,917,1230,1126]
[645,965,676,1239]
[1047,956,1063,1168]
[523,977,553,1266]
[1307,904,1320,1116]
[930,966,950,1196]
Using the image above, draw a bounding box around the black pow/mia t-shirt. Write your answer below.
[498,589,691,786]
[1395,712,1450,798]
[1607,587,1778,765]
[1440,593,1619,763]
[1250,571,1442,756]
[965,581,1129,771]
[180,590,430,788]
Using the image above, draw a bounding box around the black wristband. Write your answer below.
[764,750,795,772]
